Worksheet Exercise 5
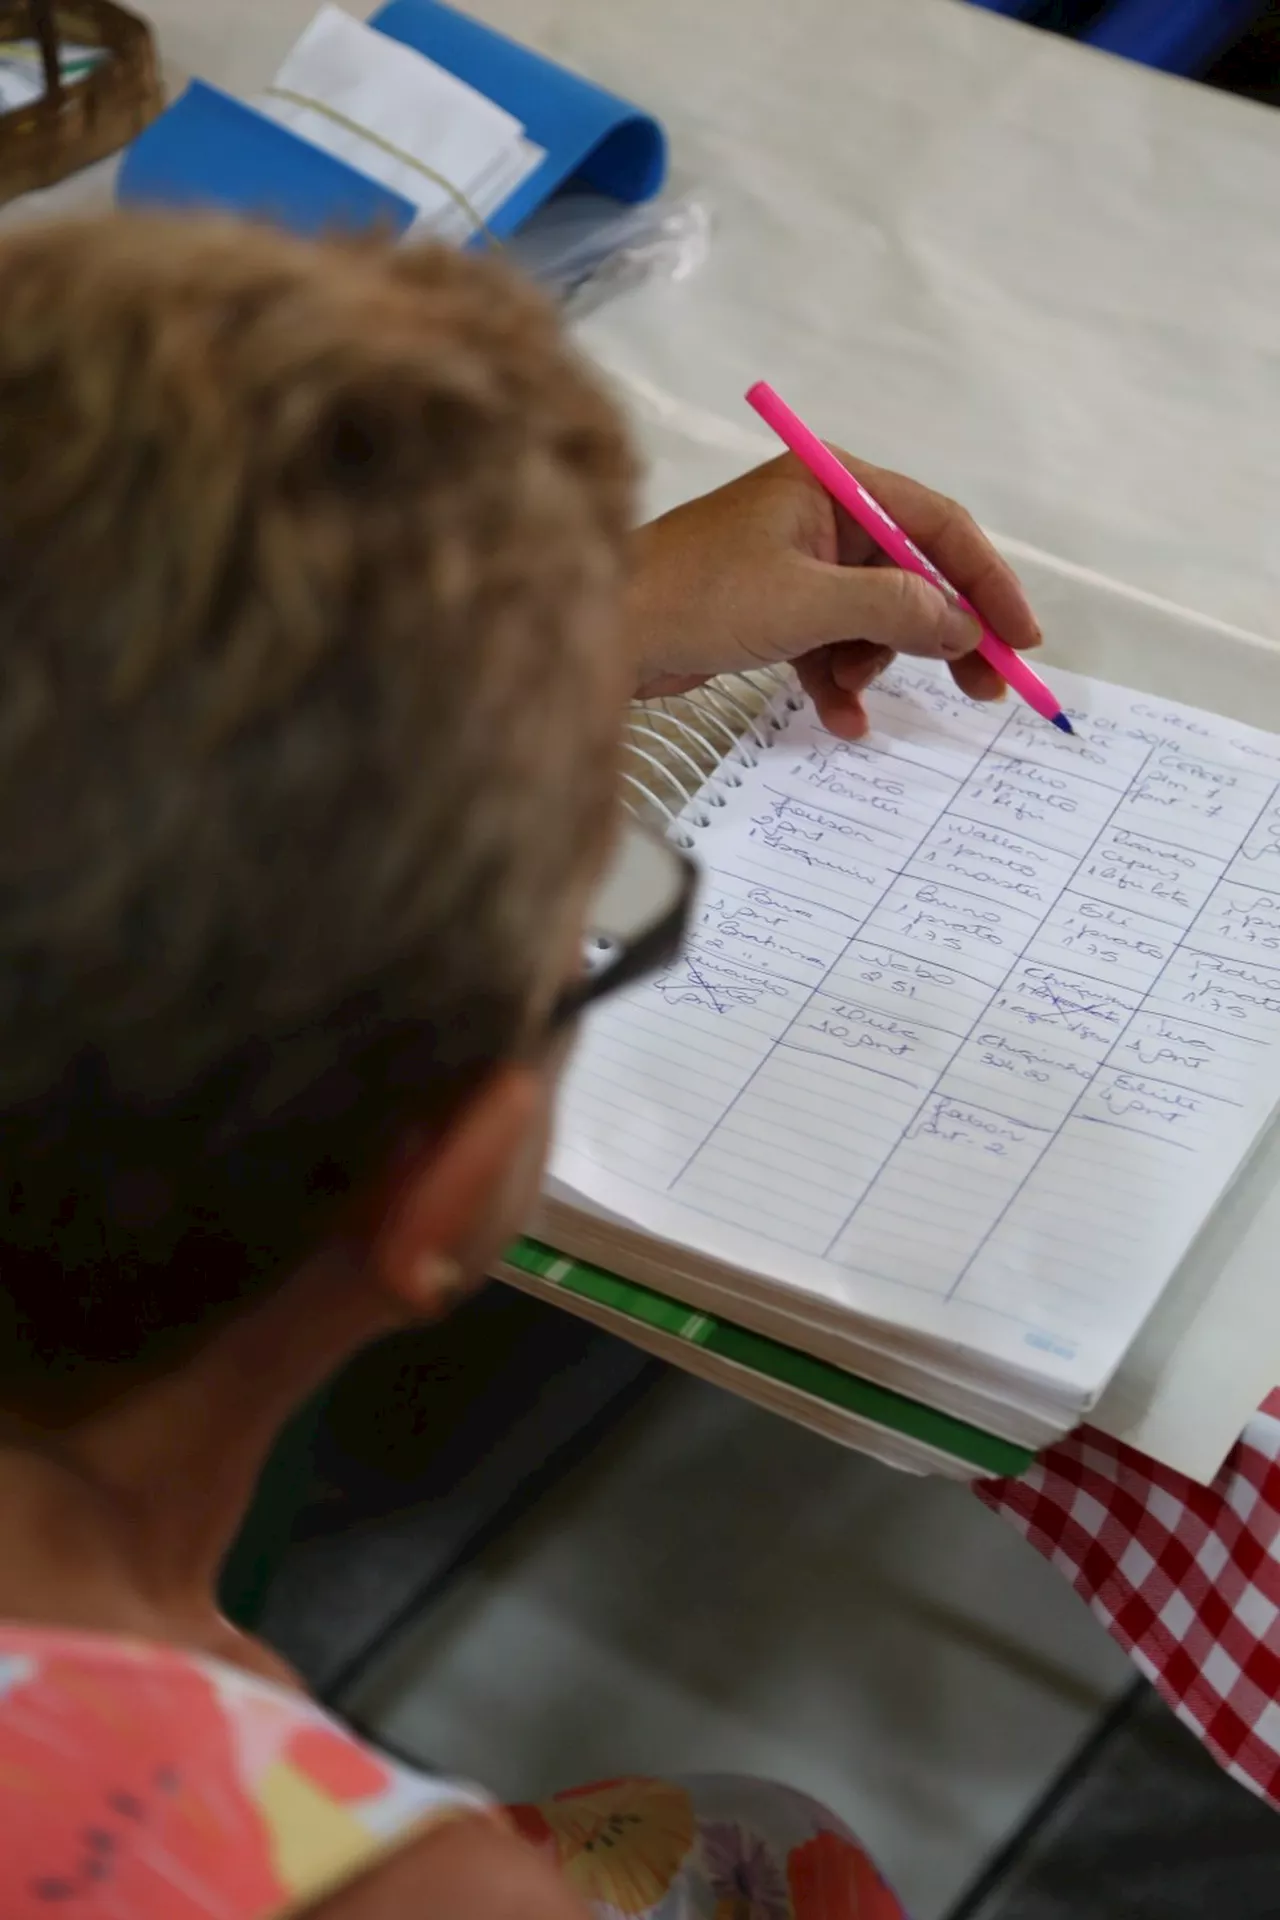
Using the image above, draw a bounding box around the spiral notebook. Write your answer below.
[506,575,1280,1482]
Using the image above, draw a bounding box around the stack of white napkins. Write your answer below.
[260,5,544,242]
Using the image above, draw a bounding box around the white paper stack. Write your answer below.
[533,551,1280,1487]
[260,6,544,243]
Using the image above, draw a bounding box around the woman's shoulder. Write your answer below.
[0,1621,491,1919]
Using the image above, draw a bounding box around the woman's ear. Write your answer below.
[366,1064,554,1319]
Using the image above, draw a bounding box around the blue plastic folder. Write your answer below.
[117,0,666,241]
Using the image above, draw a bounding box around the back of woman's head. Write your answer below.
[0,213,633,1413]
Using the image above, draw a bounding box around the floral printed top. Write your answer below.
[0,1623,490,1918]
[0,1623,906,1920]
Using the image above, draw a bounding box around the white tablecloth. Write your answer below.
[13,0,1279,641]
[558,0,1280,646]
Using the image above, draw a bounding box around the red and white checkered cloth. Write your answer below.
[978,1390,1280,1808]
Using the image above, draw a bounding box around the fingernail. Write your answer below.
[940,605,982,658]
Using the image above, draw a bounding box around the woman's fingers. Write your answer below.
[948,651,1008,703]
[781,555,983,661]
[826,451,1042,656]
[796,634,1008,735]
[796,641,893,738]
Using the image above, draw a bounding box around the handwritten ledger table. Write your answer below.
[558,664,1280,1408]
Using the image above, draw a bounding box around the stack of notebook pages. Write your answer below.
[498,550,1280,1485]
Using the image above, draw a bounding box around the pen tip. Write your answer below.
[1051,713,1075,735]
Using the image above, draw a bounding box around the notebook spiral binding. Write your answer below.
[622,668,805,849]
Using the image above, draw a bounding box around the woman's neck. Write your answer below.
[0,1246,391,1685]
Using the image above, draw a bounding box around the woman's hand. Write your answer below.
[628,452,1041,740]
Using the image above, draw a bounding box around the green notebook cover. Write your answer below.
[507,1236,1034,1479]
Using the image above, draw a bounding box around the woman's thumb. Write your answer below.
[791,556,982,661]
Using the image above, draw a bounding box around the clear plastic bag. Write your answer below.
[504,188,712,317]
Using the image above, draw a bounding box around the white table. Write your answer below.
[11,0,1280,640]
[555,0,1280,644]
[15,0,1280,640]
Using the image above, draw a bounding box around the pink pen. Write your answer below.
[746,381,1073,735]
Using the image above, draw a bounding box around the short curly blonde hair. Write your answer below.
[0,213,634,1402]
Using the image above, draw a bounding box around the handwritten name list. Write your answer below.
[555,662,1280,1384]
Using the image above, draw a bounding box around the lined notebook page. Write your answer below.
[552,661,1280,1398]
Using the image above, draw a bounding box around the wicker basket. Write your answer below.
[0,0,161,204]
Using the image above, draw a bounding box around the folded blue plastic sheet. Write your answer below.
[118,0,666,241]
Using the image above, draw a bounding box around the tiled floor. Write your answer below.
[348,1373,1132,1920]
[966,1687,1280,1920]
